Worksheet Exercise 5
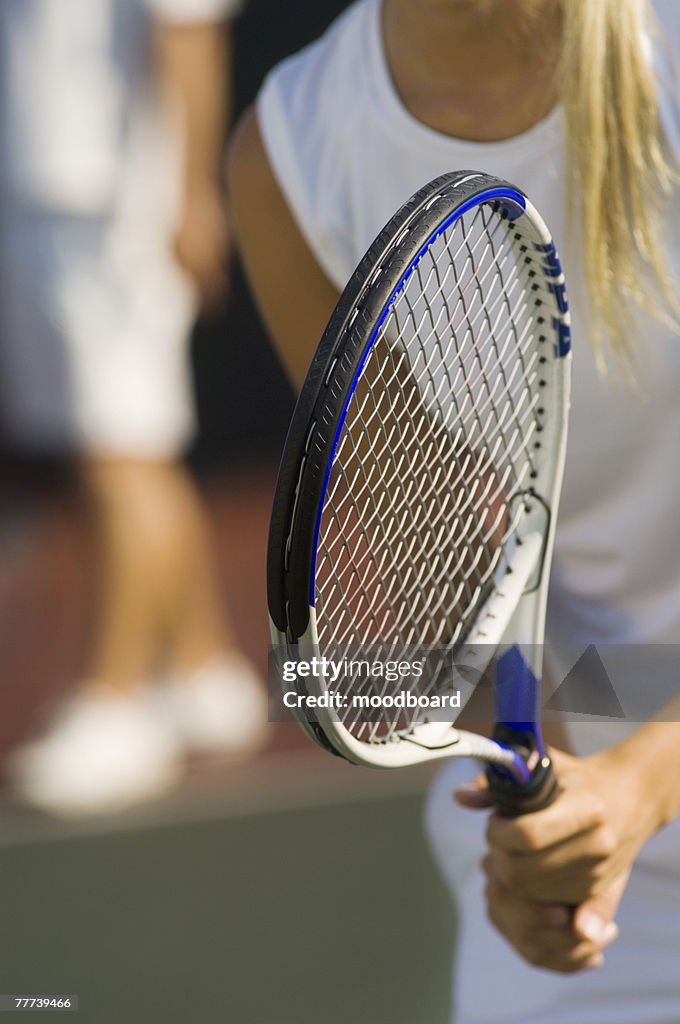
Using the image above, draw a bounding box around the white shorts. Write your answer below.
[0,214,197,459]
[425,758,680,1024]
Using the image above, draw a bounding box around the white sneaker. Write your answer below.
[161,653,268,756]
[7,688,182,818]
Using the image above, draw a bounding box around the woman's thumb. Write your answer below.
[454,772,493,808]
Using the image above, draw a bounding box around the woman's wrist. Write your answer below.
[597,721,680,839]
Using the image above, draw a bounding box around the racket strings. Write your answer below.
[314,204,548,741]
[328,287,535,547]
[315,256,532,651]
[318,243,536,648]
[401,229,541,492]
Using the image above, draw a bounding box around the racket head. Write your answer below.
[268,171,571,768]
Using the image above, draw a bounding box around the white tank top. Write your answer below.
[258,0,680,758]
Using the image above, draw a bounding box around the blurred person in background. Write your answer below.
[0,0,266,818]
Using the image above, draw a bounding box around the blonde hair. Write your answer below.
[559,0,678,371]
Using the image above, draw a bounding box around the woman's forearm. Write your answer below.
[612,693,680,832]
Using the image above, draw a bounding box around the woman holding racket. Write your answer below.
[229,0,680,1020]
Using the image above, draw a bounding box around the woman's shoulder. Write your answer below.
[256,0,372,155]
[253,0,375,289]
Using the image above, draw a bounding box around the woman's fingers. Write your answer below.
[454,772,493,808]
[484,871,619,973]
[572,871,630,943]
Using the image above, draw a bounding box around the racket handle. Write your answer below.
[486,726,558,817]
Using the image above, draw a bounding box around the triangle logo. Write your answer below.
[545,645,626,719]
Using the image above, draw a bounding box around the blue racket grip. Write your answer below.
[486,727,558,817]
[486,647,559,816]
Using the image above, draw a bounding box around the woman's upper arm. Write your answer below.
[227,105,341,388]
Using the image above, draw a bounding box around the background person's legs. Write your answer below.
[7,455,267,816]
[84,453,268,755]
[83,457,232,690]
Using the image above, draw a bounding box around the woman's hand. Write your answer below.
[173,184,231,314]
[455,742,665,972]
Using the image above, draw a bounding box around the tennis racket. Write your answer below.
[268,170,571,815]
